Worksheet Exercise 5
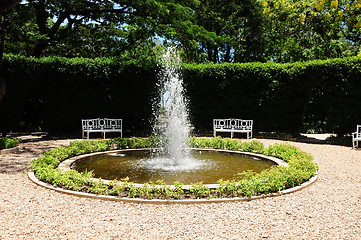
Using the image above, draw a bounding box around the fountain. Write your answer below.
[147,47,201,171]
[71,47,276,185]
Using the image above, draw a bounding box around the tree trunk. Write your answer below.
[30,41,48,58]
[213,46,218,63]
[0,0,19,12]
[0,77,5,101]
[224,45,231,62]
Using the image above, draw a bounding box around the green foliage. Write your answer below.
[4,0,360,63]
[215,179,241,198]
[325,135,353,147]
[189,182,211,199]
[183,57,361,134]
[43,140,112,162]
[30,156,60,171]
[30,137,318,200]
[0,54,158,135]
[111,137,157,149]
[260,0,361,62]
[188,137,265,153]
[87,180,111,195]
[3,0,361,64]
[0,137,20,150]
[263,143,313,163]
[4,0,201,59]
[238,141,265,153]
[2,55,361,135]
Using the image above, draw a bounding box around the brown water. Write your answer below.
[72,150,276,185]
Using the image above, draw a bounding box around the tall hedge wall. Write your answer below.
[1,54,361,136]
[183,62,302,133]
[183,58,361,134]
[0,55,159,136]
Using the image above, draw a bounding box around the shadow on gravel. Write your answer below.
[0,157,30,174]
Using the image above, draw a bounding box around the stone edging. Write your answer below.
[0,146,19,155]
[28,171,318,204]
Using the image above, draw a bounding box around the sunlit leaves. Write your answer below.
[259,0,361,62]
[5,0,201,58]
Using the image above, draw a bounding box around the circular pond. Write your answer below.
[71,149,277,185]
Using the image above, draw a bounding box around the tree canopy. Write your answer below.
[2,0,361,63]
[5,0,200,58]
[260,0,361,62]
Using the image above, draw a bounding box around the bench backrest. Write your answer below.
[82,118,122,130]
[213,119,253,131]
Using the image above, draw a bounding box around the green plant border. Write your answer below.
[0,137,20,150]
[30,137,318,200]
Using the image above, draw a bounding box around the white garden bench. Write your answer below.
[82,118,122,139]
[213,119,253,139]
[352,125,361,149]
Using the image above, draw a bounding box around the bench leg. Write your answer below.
[103,132,106,139]
[248,132,252,139]
[352,138,356,149]
[214,131,216,137]
[231,132,234,139]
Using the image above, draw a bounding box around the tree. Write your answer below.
[5,0,269,63]
[0,0,19,59]
[175,0,266,63]
[4,0,200,58]
[260,0,361,62]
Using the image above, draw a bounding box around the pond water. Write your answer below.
[72,150,276,185]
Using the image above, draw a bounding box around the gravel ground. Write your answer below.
[0,138,360,239]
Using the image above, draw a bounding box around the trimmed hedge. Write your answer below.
[0,55,159,135]
[30,137,318,200]
[1,54,361,135]
[183,58,361,134]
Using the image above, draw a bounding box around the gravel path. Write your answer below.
[1,138,360,239]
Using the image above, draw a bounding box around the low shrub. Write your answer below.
[325,135,352,147]
[188,137,264,153]
[0,137,20,150]
[30,137,318,200]
[263,143,313,163]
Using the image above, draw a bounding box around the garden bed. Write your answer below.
[29,137,319,201]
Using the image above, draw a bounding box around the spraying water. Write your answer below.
[150,47,198,170]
